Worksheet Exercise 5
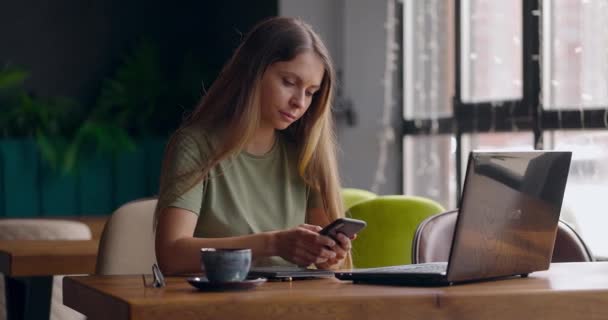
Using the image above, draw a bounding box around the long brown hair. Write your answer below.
[155,16,345,259]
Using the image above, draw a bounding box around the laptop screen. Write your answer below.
[447,151,572,282]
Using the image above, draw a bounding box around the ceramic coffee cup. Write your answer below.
[200,248,252,283]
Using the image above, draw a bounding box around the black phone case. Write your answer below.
[320,218,367,239]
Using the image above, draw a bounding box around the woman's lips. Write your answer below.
[279,111,296,121]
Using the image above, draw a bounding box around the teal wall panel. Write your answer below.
[40,161,78,216]
[0,139,166,217]
[114,144,148,207]
[0,139,39,217]
[78,153,114,216]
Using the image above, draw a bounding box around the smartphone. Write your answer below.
[319,217,367,240]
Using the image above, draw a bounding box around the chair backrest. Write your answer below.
[411,209,458,264]
[95,198,158,275]
[347,195,445,268]
[342,188,377,210]
[412,210,594,264]
[0,219,92,240]
[552,219,594,262]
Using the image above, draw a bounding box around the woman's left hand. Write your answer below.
[315,233,356,269]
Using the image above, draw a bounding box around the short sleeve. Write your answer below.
[157,128,211,216]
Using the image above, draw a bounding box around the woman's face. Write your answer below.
[259,51,325,131]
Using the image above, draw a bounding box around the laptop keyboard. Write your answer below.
[356,262,448,274]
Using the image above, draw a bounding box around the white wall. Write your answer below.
[279,0,400,195]
[278,0,344,72]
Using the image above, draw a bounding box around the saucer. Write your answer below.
[186,277,266,291]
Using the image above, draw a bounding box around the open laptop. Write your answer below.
[335,150,572,286]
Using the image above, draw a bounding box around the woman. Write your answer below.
[154,17,351,275]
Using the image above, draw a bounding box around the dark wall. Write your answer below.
[0,0,277,106]
[0,1,277,217]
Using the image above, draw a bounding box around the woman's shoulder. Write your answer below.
[175,125,206,139]
[172,125,217,154]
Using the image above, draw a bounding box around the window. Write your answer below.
[545,130,608,258]
[460,0,522,102]
[402,0,608,259]
[403,135,456,208]
[542,0,608,108]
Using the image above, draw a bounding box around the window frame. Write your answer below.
[401,0,608,204]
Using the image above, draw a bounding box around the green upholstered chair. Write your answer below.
[347,195,445,268]
[342,188,377,210]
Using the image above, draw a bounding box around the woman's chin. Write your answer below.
[275,122,293,130]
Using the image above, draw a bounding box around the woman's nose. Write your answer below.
[290,90,306,109]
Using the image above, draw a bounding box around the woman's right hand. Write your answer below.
[274,224,337,267]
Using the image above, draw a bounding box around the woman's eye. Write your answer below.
[283,78,295,86]
[305,91,314,97]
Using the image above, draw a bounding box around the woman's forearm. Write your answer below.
[157,231,278,275]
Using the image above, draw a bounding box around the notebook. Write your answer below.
[335,150,572,286]
[248,266,334,280]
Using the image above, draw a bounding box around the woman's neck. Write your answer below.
[245,127,277,156]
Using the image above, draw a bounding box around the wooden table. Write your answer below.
[0,240,98,276]
[1,239,99,320]
[63,262,608,320]
[0,215,106,276]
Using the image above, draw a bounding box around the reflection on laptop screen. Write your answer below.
[447,151,572,283]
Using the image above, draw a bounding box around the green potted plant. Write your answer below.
[91,39,212,205]
[0,39,211,217]
[0,64,134,216]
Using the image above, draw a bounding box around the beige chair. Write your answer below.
[412,209,594,264]
[0,219,91,320]
[95,198,158,275]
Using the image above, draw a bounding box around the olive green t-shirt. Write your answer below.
[158,126,321,266]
